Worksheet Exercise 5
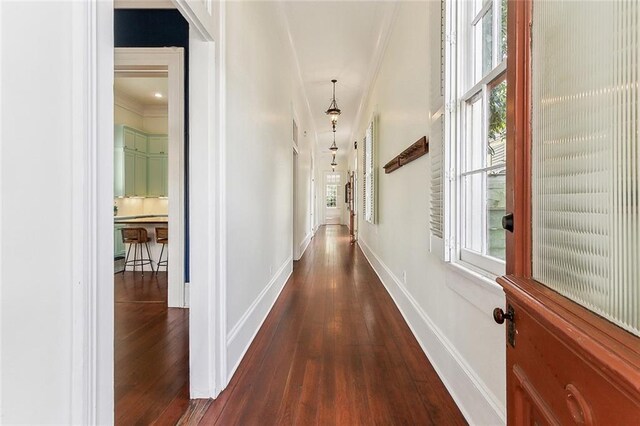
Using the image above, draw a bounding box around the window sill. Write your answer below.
[445,261,505,313]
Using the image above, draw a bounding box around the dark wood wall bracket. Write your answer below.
[383,136,429,174]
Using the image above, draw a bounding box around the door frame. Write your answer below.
[292,147,299,260]
[500,0,640,422]
[70,1,227,424]
[323,170,343,225]
[114,47,186,308]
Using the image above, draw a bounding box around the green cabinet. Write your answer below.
[123,150,135,196]
[134,152,147,196]
[114,224,126,258]
[114,125,167,197]
[148,136,168,154]
[147,154,168,197]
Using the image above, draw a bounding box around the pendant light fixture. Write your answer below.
[329,132,338,153]
[325,79,341,127]
[331,154,337,172]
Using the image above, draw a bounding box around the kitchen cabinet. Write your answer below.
[147,154,168,197]
[114,224,126,258]
[134,152,147,196]
[114,125,167,197]
[148,136,168,154]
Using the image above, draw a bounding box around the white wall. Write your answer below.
[114,103,168,134]
[223,1,316,380]
[1,2,77,423]
[351,3,506,424]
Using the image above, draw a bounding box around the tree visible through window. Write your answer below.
[447,0,508,276]
[326,184,337,208]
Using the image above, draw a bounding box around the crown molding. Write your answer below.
[114,0,174,9]
[143,105,168,118]
[114,91,144,116]
[114,91,167,118]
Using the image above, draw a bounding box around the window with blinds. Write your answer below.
[532,1,639,336]
[364,119,376,224]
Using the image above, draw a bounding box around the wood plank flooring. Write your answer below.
[115,271,189,425]
[199,225,466,425]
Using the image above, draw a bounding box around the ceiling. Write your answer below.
[114,77,168,107]
[282,1,397,161]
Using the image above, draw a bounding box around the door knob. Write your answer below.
[493,307,514,324]
[502,212,514,232]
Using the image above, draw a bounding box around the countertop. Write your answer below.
[114,214,168,225]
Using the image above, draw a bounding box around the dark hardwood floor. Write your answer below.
[198,225,466,425]
[115,270,189,425]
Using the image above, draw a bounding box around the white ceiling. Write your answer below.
[114,77,168,107]
[282,1,397,160]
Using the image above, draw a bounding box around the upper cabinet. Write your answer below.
[148,136,168,155]
[114,125,167,197]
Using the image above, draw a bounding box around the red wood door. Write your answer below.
[499,1,640,424]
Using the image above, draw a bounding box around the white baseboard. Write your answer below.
[295,232,312,261]
[225,256,293,380]
[358,239,505,426]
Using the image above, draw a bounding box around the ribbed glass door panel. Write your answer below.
[532,1,639,336]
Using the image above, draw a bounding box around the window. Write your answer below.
[326,185,338,208]
[441,0,507,276]
[325,173,340,208]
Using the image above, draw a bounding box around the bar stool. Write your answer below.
[121,227,155,274]
[155,227,168,274]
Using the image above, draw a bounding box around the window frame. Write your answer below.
[325,183,338,209]
[446,0,508,278]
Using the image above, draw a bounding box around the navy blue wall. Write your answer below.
[115,9,190,282]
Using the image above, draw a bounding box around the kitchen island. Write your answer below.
[114,215,168,272]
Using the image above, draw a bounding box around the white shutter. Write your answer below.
[430,114,444,239]
[532,1,639,336]
[364,119,376,224]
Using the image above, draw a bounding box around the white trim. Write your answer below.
[226,257,293,381]
[115,47,186,308]
[187,27,226,398]
[0,0,3,419]
[75,1,115,424]
[460,248,505,277]
[216,0,229,392]
[143,105,169,118]
[296,231,313,261]
[114,91,145,116]
[171,0,216,42]
[91,1,225,412]
[115,0,174,9]
[358,238,506,426]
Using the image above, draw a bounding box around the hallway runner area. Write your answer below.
[198,225,466,425]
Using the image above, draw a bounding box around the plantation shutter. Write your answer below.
[430,114,444,240]
[364,120,376,224]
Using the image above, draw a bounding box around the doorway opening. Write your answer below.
[113,47,188,423]
[324,171,342,225]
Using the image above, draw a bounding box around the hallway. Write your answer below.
[197,226,466,425]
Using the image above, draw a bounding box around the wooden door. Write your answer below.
[497,1,640,424]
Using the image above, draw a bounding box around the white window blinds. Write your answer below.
[532,1,639,336]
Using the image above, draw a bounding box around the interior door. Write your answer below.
[497,1,640,424]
